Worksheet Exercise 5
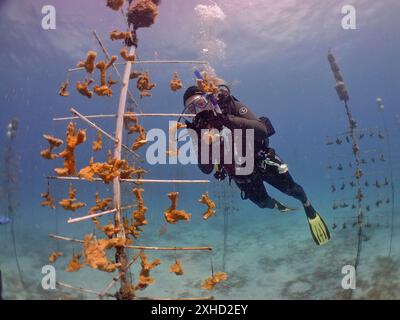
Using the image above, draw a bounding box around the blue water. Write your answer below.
[0,0,400,299]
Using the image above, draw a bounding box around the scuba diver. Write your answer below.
[182,84,330,245]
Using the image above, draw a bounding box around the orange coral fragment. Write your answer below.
[94,57,117,97]
[66,252,83,272]
[89,193,112,214]
[163,192,191,224]
[196,72,218,94]
[88,193,118,238]
[125,115,147,151]
[127,0,159,29]
[110,30,132,41]
[106,0,125,11]
[107,76,117,88]
[59,184,86,212]
[55,122,86,176]
[58,80,70,97]
[41,191,56,209]
[76,51,97,74]
[76,79,94,98]
[201,272,228,290]
[130,71,142,79]
[136,252,161,290]
[94,85,112,97]
[92,131,102,152]
[170,260,184,276]
[170,72,183,92]
[40,134,63,160]
[120,48,136,62]
[199,192,216,220]
[78,154,130,184]
[136,72,156,98]
[123,188,147,239]
[132,188,147,227]
[49,251,63,263]
[83,234,124,272]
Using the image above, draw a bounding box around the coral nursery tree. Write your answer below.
[40,0,227,300]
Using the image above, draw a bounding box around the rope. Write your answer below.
[379,112,396,256]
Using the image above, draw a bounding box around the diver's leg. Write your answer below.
[264,172,330,245]
[233,175,277,210]
[259,152,331,245]
[263,171,313,213]
[258,150,313,215]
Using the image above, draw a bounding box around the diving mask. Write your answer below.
[185,94,213,114]
[217,85,230,100]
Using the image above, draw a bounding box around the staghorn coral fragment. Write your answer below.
[76,51,97,74]
[59,184,86,212]
[92,131,102,152]
[40,134,63,160]
[196,72,218,94]
[55,122,86,176]
[106,56,118,70]
[96,61,108,85]
[120,48,136,62]
[58,80,70,97]
[78,154,130,183]
[44,134,64,148]
[94,58,117,96]
[83,234,124,272]
[96,222,119,238]
[107,76,117,88]
[127,0,159,29]
[88,193,117,238]
[201,272,228,290]
[110,30,132,41]
[76,79,94,98]
[66,252,83,272]
[41,191,56,209]
[136,252,161,290]
[170,260,184,276]
[89,192,112,214]
[170,72,183,92]
[199,192,216,220]
[125,115,147,150]
[163,192,191,224]
[94,85,112,97]
[49,251,63,263]
[129,70,142,79]
[120,163,146,179]
[132,188,147,227]
[123,188,147,239]
[106,0,125,11]
[123,217,141,239]
[136,72,156,98]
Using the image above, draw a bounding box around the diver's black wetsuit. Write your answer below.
[195,96,308,209]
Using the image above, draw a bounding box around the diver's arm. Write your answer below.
[225,114,269,136]
[224,101,269,137]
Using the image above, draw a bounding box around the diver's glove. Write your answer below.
[194,110,225,131]
[214,167,227,181]
[185,120,195,130]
